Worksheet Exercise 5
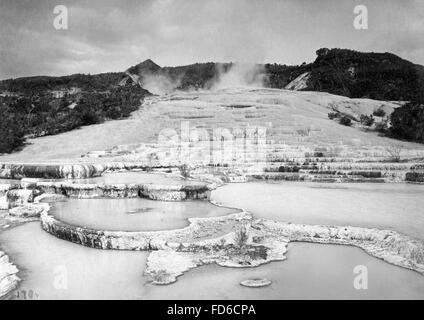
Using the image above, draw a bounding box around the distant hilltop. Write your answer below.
[120,48,424,101]
[1,48,424,101]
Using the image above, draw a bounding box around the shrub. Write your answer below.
[339,116,352,126]
[0,106,26,153]
[360,114,375,126]
[178,164,191,178]
[150,269,171,284]
[234,225,249,249]
[328,112,338,120]
[296,128,311,137]
[375,120,389,133]
[390,102,424,143]
[373,108,386,117]
[385,145,403,162]
[405,172,424,183]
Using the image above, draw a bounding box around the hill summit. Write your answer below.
[127,59,162,76]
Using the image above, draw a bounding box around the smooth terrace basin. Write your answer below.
[47,197,238,231]
[1,222,424,299]
[211,181,424,240]
[2,179,424,299]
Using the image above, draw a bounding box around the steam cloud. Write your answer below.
[141,74,182,95]
[210,63,267,91]
[137,62,267,95]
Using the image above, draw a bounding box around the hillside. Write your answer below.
[286,48,424,101]
[1,47,424,155]
[0,72,126,94]
[123,48,424,102]
[1,87,424,163]
[124,60,233,92]
[0,72,149,154]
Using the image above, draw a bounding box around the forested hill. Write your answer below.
[0,72,125,93]
[0,72,148,154]
[122,48,424,102]
[282,48,424,102]
[2,48,423,101]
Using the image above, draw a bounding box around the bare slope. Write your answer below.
[1,87,424,163]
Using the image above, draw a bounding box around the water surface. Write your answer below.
[1,222,424,299]
[212,182,424,239]
[49,198,238,231]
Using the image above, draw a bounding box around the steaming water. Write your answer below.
[49,198,238,231]
[1,222,424,299]
[212,182,424,240]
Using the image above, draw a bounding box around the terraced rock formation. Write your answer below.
[38,203,424,285]
[1,87,424,294]
[0,250,19,298]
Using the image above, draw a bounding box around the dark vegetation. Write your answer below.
[0,73,148,153]
[0,72,125,93]
[389,99,424,143]
[360,114,375,126]
[298,48,424,144]
[306,48,424,101]
[339,116,352,126]
[373,108,386,117]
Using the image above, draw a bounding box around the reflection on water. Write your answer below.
[212,182,424,239]
[0,222,149,300]
[2,181,424,299]
[1,223,424,299]
[145,242,424,300]
[49,198,238,231]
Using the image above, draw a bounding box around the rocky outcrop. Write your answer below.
[145,232,287,284]
[240,278,272,288]
[40,204,424,284]
[41,210,248,250]
[8,203,48,218]
[6,189,37,209]
[0,251,20,299]
[35,181,211,201]
[0,174,212,208]
[256,219,424,274]
[0,162,180,180]
[405,165,424,183]
[285,72,310,91]
[0,163,105,179]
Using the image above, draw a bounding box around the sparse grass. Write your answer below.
[150,269,171,283]
[410,247,424,264]
[385,144,403,162]
[360,114,375,126]
[328,112,338,120]
[296,128,311,137]
[234,225,249,249]
[146,152,159,171]
[178,163,191,179]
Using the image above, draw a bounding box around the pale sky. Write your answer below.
[0,0,423,79]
